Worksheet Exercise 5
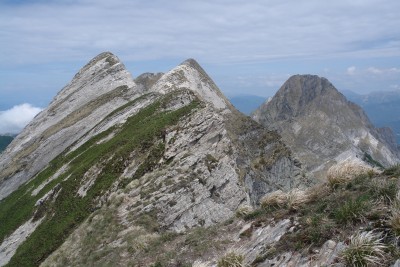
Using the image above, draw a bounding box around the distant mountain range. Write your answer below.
[342,89,400,144]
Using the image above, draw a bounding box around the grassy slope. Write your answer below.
[0,91,200,267]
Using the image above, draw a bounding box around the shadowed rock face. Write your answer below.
[252,74,400,179]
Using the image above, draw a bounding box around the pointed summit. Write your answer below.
[255,74,355,121]
[150,58,232,110]
[253,74,400,179]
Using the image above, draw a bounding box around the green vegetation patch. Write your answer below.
[1,91,200,267]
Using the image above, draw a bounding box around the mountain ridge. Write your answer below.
[0,52,309,266]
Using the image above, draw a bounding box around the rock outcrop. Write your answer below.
[252,74,400,180]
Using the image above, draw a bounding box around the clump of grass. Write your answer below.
[333,195,370,224]
[383,164,400,177]
[260,190,286,209]
[286,189,309,210]
[217,251,245,267]
[327,161,371,188]
[369,178,397,203]
[389,192,400,236]
[340,231,387,267]
[260,189,308,211]
[236,204,254,218]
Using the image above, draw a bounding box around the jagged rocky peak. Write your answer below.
[150,58,233,110]
[253,74,400,179]
[0,52,138,200]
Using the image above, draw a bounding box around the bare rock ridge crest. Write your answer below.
[252,74,400,179]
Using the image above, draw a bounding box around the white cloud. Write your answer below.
[0,104,42,134]
[367,67,382,74]
[347,66,356,75]
[367,67,400,74]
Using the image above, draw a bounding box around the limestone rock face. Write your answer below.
[252,74,400,179]
[0,52,138,200]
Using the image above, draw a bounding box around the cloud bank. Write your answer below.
[0,104,42,134]
[1,0,399,66]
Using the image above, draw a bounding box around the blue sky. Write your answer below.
[0,0,400,133]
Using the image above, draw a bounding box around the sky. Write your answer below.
[0,0,399,133]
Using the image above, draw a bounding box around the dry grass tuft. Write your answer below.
[286,189,309,210]
[260,190,287,209]
[217,250,246,267]
[236,204,254,217]
[327,161,372,188]
[340,231,387,267]
[260,189,309,210]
